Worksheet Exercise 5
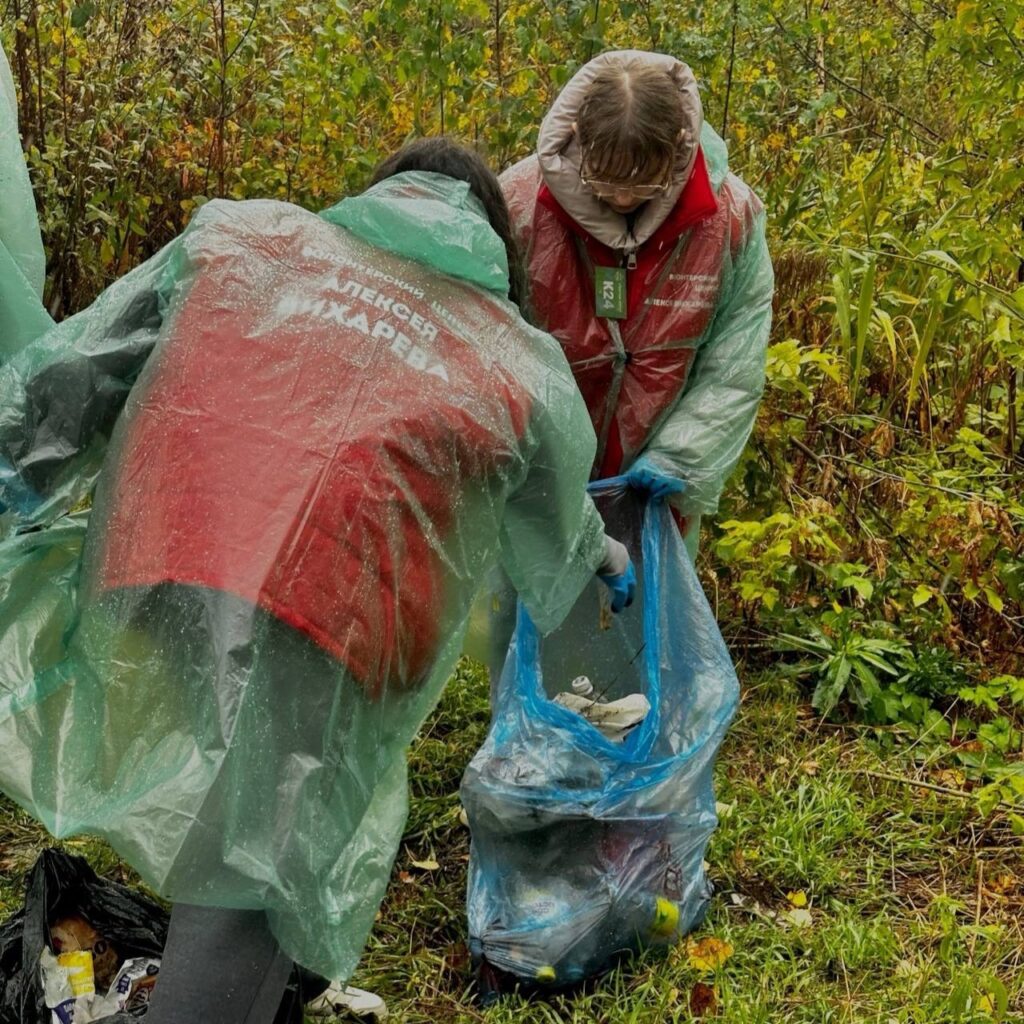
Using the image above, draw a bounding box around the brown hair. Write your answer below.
[576,61,684,182]
[369,138,531,321]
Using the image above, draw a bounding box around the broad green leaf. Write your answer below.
[831,268,852,360]
[874,308,898,370]
[906,280,948,417]
[852,256,877,404]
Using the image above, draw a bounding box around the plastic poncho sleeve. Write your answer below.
[0,42,54,360]
[0,238,181,531]
[498,331,608,635]
[643,210,773,518]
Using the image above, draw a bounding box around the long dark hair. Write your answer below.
[369,138,531,320]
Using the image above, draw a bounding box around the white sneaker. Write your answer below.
[306,982,388,1020]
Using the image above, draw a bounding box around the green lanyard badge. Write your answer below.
[594,266,627,320]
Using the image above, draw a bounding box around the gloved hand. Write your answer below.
[597,534,637,613]
[625,456,685,500]
[0,457,42,519]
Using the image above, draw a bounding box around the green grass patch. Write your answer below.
[2,660,1022,1022]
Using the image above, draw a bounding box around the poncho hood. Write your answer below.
[537,50,705,252]
[322,171,511,296]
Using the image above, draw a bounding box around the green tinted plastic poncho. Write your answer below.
[501,51,774,529]
[0,42,53,358]
[0,172,608,979]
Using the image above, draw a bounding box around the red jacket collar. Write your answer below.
[537,147,719,253]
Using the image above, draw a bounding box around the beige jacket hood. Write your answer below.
[536,50,704,253]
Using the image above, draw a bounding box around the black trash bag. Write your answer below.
[0,848,168,1024]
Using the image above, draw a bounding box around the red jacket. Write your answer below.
[94,208,529,694]
[502,148,762,480]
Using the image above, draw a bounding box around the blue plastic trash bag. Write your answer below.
[462,478,739,991]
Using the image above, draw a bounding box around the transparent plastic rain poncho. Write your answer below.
[0,43,54,358]
[0,171,609,980]
[462,479,739,989]
[502,110,775,521]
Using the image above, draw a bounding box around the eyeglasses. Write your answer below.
[579,170,672,202]
[580,178,671,201]
[578,146,673,201]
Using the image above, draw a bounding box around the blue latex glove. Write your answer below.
[597,534,636,613]
[0,457,42,519]
[625,456,685,500]
[599,560,637,613]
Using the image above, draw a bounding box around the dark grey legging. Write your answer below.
[145,904,328,1024]
[85,583,337,1023]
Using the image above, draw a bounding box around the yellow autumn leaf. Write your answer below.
[786,890,808,908]
[686,936,735,972]
[411,857,439,871]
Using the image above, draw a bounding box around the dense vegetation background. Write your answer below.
[0,1,1022,1019]
[3,0,1020,809]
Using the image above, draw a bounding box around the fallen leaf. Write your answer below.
[800,760,820,776]
[398,871,415,884]
[411,857,440,871]
[689,981,718,1016]
[894,959,918,977]
[782,907,813,929]
[786,890,808,908]
[686,937,734,972]
[935,768,966,789]
[987,873,1016,895]
[444,942,470,975]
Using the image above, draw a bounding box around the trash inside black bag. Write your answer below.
[0,848,168,1024]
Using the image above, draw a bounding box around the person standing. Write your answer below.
[501,49,774,561]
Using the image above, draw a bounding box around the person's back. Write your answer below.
[0,143,633,1007]
[92,189,544,693]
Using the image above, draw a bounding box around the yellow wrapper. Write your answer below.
[57,950,95,997]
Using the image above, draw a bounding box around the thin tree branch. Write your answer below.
[770,13,942,142]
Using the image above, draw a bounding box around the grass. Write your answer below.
[2,660,1022,1022]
